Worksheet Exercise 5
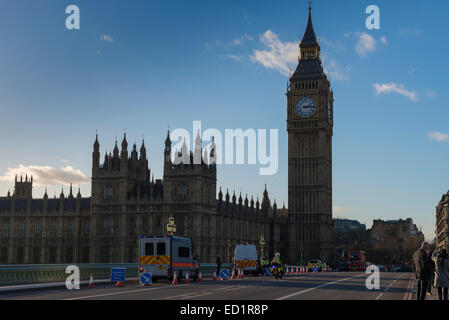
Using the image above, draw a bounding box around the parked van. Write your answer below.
[233,244,259,276]
[138,235,199,281]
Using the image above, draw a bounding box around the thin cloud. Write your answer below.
[215,34,253,48]
[428,131,449,142]
[373,82,418,101]
[425,89,438,98]
[319,38,346,52]
[100,34,114,43]
[321,52,351,81]
[345,32,387,58]
[250,30,298,76]
[398,28,424,37]
[0,165,90,186]
[221,54,244,62]
[333,206,353,214]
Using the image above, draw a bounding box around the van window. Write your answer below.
[144,243,153,256]
[157,242,166,255]
[178,247,190,258]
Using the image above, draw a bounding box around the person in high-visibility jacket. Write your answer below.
[260,256,270,275]
[271,252,283,266]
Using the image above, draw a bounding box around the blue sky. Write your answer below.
[0,0,448,240]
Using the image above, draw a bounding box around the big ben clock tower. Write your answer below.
[287,4,334,264]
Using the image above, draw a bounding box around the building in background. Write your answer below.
[333,219,369,258]
[368,218,424,264]
[0,133,288,264]
[436,191,449,252]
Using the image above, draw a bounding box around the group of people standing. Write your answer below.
[413,241,449,300]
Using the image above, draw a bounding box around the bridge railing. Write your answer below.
[0,263,233,286]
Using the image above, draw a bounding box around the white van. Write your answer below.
[233,244,259,275]
[138,235,199,281]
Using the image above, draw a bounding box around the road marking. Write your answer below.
[375,274,404,300]
[64,283,196,300]
[180,292,212,299]
[275,273,364,300]
[164,291,212,299]
[403,276,415,300]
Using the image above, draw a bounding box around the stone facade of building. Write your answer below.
[0,132,288,264]
[0,6,333,266]
[286,6,334,264]
[436,191,449,251]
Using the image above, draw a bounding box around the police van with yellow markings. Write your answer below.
[234,244,259,276]
[138,235,200,281]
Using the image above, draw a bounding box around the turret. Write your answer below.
[210,137,217,165]
[43,187,48,212]
[131,142,138,167]
[121,133,128,157]
[262,184,271,211]
[113,139,119,158]
[164,131,172,174]
[68,183,73,199]
[121,133,128,173]
[14,174,33,199]
[92,133,100,175]
[59,186,65,213]
[218,186,223,202]
[76,186,82,213]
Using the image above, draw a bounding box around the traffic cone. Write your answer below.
[172,270,178,285]
[296,266,299,275]
[88,273,95,288]
[184,272,190,284]
[198,270,203,282]
[240,269,244,278]
[116,281,124,287]
[213,271,217,281]
[285,267,290,275]
[230,268,236,280]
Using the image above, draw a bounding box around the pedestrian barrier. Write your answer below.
[0,263,233,287]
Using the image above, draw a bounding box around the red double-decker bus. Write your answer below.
[348,250,366,271]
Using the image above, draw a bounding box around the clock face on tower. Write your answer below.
[295,97,316,118]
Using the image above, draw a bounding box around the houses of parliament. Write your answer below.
[0,6,333,265]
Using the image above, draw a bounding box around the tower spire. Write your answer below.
[300,1,319,49]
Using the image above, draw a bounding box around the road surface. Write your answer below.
[1,271,414,300]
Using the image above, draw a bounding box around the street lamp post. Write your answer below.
[167,215,176,236]
[259,234,265,257]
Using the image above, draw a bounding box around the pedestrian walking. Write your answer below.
[428,248,436,296]
[216,256,221,275]
[412,241,432,300]
[432,248,449,300]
